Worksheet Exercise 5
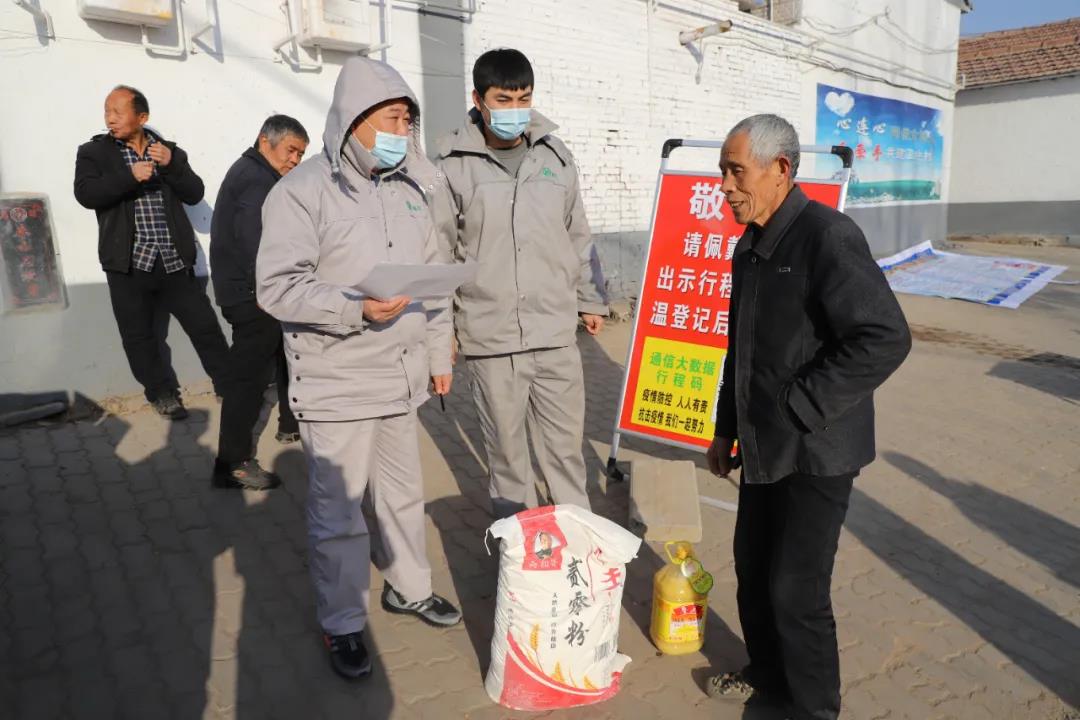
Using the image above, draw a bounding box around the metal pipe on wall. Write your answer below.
[141,0,188,57]
[12,0,55,39]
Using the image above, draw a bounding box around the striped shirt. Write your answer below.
[115,133,185,273]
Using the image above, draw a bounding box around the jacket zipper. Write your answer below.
[511,156,525,346]
[374,175,393,257]
[374,173,414,403]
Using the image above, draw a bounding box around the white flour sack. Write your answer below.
[484,505,642,711]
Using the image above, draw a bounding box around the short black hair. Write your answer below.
[472,48,534,98]
[258,114,310,148]
[113,85,149,115]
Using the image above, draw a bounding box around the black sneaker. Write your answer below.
[275,431,300,445]
[212,459,281,490]
[381,584,462,627]
[323,631,371,680]
[151,393,188,420]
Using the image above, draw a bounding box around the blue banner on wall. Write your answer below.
[815,84,945,207]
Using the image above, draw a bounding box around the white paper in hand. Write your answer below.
[355,262,477,301]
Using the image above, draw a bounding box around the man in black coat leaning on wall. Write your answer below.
[210,115,309,490]
[705,114,911,720]
[75,85,228,419]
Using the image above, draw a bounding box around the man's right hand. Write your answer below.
[362,296,410,323]
[131,161,155,182]
[706,435,735,477]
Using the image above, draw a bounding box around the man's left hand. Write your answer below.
[431,374,452,396]
[147,143,172,167]
[580,313,605,335]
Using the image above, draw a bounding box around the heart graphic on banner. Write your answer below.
[825,91,855,117]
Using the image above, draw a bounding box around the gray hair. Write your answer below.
[258,114,309,147]
[727,114,800,178]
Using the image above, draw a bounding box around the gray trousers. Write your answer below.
[299,410,432,636]
[467,345,590,519]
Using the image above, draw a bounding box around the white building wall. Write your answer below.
[950,76,1080,203]
[947,75,1080,236]
[0,0,960,403]
[0,0,469,403]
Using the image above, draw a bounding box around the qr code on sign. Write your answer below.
[594,640,613,663]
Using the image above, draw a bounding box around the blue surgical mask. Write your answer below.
[484,104,531,141]
[365,119,408,169]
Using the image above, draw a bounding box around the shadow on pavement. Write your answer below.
[885,451,1080,589]
[844,484,1080,709]
[0,399,397,719]
[987,354,1080,405]
[418,380,498,680]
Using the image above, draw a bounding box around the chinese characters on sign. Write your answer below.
[617,173,737,449]
[629,336,726,439]
[815,84,944,206]
[617,171,844,451]
[0,196,65,314]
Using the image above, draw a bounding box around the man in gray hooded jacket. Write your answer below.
[436,48,609,520]
[256,57,461,680]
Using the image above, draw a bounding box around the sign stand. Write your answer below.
[606,139,853,481]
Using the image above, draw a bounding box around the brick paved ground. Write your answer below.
[1,243,1077,719]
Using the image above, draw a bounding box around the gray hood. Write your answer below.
[322,56,420,176]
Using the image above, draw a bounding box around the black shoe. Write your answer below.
[275,431,300,445]
[381,584,462,627]
[707,670,755,701]
[151,393,188,420]
[211,459,281,490]
[323,631,371,680]
[708,669,791,707]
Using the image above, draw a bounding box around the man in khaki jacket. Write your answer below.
[436,48,608,519]
[256,57,461,681]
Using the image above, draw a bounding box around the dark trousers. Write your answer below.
[734,471,856,720]
[216,300,297,465]
[105,260,229,402]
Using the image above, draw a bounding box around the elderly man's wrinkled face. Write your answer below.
[258,133,308,176]
[719,131,791,228]
[104,89,146,142]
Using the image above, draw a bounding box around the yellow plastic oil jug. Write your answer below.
[649,541,713,655]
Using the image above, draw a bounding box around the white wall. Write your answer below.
[0,0,467,285]
[0,0,962,402]
[950,76,1080,204]
[946,74,1080,236]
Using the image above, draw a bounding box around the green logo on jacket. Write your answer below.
[541,167,557,179]
[405,200,422,213]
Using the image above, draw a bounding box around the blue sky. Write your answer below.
[960,0,1079,35]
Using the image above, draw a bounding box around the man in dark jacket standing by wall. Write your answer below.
[705,114,911,720]
[75,85,228,419]
[210,115,309,490]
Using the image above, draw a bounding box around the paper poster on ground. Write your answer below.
[877,241,1068,309]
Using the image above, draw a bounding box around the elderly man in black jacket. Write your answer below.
[706,114,911,720]
[210,115,309,490]
[75,85,228,419]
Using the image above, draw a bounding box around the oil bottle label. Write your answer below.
[654,599,706,643]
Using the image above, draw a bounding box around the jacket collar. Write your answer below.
[99,126,163,148]
[734,184,809,261]
[441,108,567,165]
[243,146,282,180]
